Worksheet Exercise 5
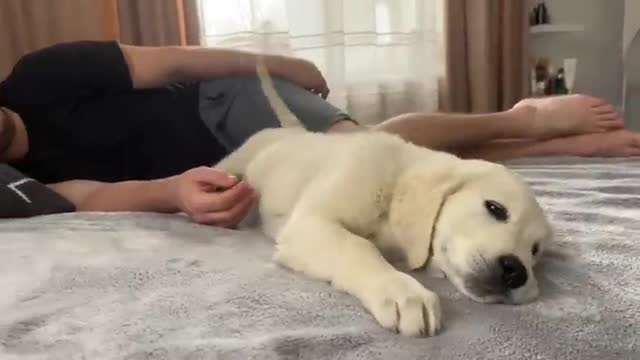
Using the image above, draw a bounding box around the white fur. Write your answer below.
[213,62,552,337]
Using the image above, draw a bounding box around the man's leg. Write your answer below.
[327,94,636,161]
[453,130,640,161]
[370,95,623,151]
[371,108,532,152]
[329,120,640,161]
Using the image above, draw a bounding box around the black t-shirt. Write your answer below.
[0,41,228,183]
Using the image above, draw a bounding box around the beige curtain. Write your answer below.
[0,0,202,77]
[116,0,201,46]
[443,0,529,113]
[0,0,116,77]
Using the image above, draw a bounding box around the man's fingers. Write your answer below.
[192,181,254,214]
[308,66,329,99]
[192,166,239,189]
[315,76,329,99]
[193,192,258,227]
[320,78,330,98]
[212,182,254,211]
[217,193,258,228]
[319,85,329,99]
[310,86,329,99]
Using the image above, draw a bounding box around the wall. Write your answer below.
[623,0,640,56]
[528,0,624,107]
[623,0,640,129]
[624,34,640,129]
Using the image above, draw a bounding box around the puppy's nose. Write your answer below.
[498,255,527,289]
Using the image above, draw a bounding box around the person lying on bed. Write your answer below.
[0,41,636,227]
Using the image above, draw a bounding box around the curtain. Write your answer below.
[443,0,529,113]
[117,0,201,46]
[197,0,445,125]
[0,0,115,77]
[0,0,201,77]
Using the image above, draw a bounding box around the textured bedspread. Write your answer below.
[1,157,638,359]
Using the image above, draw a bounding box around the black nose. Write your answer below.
[498,255,528,289]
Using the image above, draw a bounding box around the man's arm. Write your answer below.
[46,167,257,227]
[47,178,178,213]
[3,41,327,113]
[119,44,329,97]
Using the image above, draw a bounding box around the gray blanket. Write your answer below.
[0,157,638,359]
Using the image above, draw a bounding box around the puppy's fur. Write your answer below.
[213,61,552,337]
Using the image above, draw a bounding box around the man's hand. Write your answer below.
[169,167,258,227]
[48,167,257,229]
[269,56,330,99]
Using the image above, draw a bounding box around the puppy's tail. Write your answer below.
[255,59,302,128]
[255,22,303,129]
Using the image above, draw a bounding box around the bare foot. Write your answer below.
[559,130,640,157]
[513,94,624,140]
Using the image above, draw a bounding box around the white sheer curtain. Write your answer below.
[196,0,444,125]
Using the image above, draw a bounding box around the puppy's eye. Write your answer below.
[484,200,509,222]
[532,243,540,256]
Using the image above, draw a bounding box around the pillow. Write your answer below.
[0,164,75,218]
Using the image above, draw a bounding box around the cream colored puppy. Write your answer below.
[214,63,552,337]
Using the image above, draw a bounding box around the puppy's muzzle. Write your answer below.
[464,254,531,303]
[498,255,527,290]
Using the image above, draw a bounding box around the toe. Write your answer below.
[593,104,617,115]
[424,302,440,336]
[603,123,625,131]
[421,305,431,336]
[622,146,640,157]
[398,297,428,336]
[372,298,400,331]
[596,114,622,121]
[586,96,608,107]
[598,118,625,129]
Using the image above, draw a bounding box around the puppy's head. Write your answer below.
[390,156,551,305]
[430,160,551,305]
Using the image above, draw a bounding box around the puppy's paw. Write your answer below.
[364,271,442,337]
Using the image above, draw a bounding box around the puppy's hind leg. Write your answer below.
[274,213,443,337]
[214,149,257,179]
[213,128,301,177]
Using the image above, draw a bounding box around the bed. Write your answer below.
[1,157,638,359]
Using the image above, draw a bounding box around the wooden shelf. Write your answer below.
[530,24,585,34]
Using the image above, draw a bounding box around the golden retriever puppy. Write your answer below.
[213,63,552,337]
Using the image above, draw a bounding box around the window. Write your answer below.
[196,0,444,122]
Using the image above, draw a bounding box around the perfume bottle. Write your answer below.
[530,5,539,25]
[533,57,550,96]
[538,2,550,24]
[544,66,556,95]
[555,68,568,95]
[530,7,537,26]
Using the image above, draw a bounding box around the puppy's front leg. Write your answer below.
[274,215,442,337]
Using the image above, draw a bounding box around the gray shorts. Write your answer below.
[198,75,354,151]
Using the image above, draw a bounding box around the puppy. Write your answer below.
[213,61,552,337]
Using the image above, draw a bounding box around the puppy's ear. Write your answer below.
[388,166,462,270]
